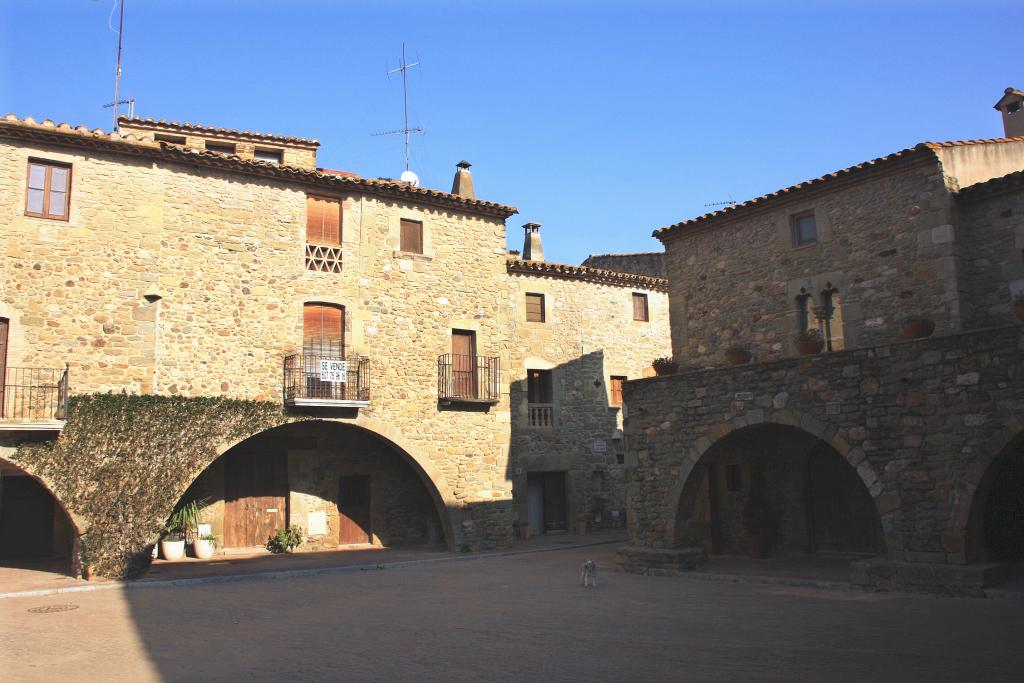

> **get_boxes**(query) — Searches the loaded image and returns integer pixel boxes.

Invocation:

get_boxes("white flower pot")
[193,539,215,560]
[160,539,186,561]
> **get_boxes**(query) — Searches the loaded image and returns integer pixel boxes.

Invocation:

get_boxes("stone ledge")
[850,558,1021,596]
[617,545,708,576]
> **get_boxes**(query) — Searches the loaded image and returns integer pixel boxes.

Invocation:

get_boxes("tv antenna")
[373,43,424,186]
[104,98,136,121]
[703,195,737,209]
[107,0,127,130]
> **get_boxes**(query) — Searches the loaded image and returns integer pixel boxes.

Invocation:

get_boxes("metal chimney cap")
[523,222,542,232]
[456,160,472,169]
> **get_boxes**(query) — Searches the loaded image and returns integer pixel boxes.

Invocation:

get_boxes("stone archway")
[0,455,81,576]
[173,419,457,554]
[961,427,1024,563]
[666,410,887,558]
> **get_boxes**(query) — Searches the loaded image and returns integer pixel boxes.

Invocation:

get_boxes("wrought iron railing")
[438,354,500,403]
[283,352,369,404]
[0,365,69,421]
[528,403,554,428]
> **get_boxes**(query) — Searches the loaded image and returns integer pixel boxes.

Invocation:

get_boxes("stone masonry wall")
[957,187,1024,329]
[508,272,671,530]
[0,136,515,550]
[622,325,1024,566]
[660,158,962,367]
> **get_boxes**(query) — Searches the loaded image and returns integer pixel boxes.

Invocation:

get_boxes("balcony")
[0,365,69,430]
[438,354,500,404]
[528,403,554,428]
[283,353,370,408]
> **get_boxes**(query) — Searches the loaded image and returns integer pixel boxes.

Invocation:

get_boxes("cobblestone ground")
[1,544,1021,682]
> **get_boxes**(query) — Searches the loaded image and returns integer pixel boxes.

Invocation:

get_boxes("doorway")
[451,330,477,398]
[0,475,55,559]
[527,471,567,535]
[338,474,371,544]
[223,448,288,548]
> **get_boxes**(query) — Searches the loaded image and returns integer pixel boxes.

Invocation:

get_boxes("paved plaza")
[1,542,1022,682]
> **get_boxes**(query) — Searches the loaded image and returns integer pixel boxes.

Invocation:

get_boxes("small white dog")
[580,559,598,587]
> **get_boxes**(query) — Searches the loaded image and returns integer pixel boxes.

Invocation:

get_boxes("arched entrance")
[966,432,1024,562]
[171,421,449,555]
[675,424,884,558]
[0,458,78,575]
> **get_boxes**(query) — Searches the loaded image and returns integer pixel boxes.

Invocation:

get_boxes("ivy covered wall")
[13,394,297,578]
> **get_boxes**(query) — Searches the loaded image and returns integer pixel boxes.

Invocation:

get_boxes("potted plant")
[794,328,824,356]
[742,466,775,559]
[514,519,531,541]
[160,499,206,561]
[266,526,304,554]
[901,316,935,339]
[193,533,217,560]
[575,513,588,536]
[159,525,186,561]
[1014,294,1024,322]
[651,356,679,376]
[725,344,752,366]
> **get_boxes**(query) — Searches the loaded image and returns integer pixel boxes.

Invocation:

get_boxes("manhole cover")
[28,604,79,614]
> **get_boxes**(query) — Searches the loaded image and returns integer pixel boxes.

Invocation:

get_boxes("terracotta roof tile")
[654,137,1024,240]
[117,116,319,146]
[956,168,1024,201]
[1,114,517,219]
[507,258,668,292]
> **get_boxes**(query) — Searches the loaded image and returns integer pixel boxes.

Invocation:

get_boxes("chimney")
[522,222,544,262]
[451,160,476,199]
[994,87,1024,138]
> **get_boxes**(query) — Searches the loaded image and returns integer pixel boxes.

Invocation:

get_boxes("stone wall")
[622,326,1024,568]
[508,272,671,530]
[581,252,665,278]
[659,157,963,367]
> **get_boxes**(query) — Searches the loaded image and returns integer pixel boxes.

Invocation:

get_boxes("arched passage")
[169,420,453,556]
[965,431,1024,563]
[0,457,79,576]
[672,424,885,559]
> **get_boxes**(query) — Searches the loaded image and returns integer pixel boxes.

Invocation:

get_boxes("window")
[400,219,423,254]
[303,303,345,357]
[791,210,817,247]
[725,464,742,492]
[205,141,236,155]
[632,293,649,322]
[25,160,71,220]
[305,195,342,273]
[154,133,186,145]
[525,293,545,323]
[254,148,283,164]
[609,376,626,406]
[527,370,553,404]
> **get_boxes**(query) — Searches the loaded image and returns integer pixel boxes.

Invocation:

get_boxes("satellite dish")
[400,170,420,187]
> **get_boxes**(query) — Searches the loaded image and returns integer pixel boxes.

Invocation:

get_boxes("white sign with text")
[319,359,348,383]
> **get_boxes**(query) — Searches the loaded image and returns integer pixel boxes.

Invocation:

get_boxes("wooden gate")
[224,449,288,548]
[807,448,880,554]
[338,474,371,544]
[526,471,567,533]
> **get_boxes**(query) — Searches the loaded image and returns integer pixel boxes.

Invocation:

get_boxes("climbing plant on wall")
[14,393,299,578]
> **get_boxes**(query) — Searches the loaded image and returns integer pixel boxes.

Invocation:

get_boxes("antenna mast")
[373,43,424,183]
[112,0,126,130]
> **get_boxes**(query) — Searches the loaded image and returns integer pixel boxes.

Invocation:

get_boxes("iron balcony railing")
[0,365,69,422]
[283,352,370,406]
[438,354,500,403]
[528,403,554,428]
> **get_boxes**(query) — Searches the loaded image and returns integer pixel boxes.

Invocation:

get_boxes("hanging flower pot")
[794,329,824,356]
[725,346,752,366]
[901,317,935,340]
[651,356,679,376]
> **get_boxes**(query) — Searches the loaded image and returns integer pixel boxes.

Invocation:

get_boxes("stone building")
[620,100,1024,593]
[0,113,668,575]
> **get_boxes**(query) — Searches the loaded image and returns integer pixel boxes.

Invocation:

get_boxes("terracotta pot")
[518,526,531,541]
[725,348,752,366]
[794,340,824,356]
[82,564,96,581]
[160,539,186,561]
[575,520,587,536]
[1015,303,1024,322]
[901,319,935,339]
[744,534,768,559]
[652,363,678,376]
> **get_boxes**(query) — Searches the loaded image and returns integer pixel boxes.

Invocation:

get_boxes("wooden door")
[303,303,345,399]
[0,475,55,559]
[542,471,568,532]
[338,475,371,544]
[527,474,545,535]
[807,448,880,554]
[224,449,288,548]
[451,330,476,398]
[0,318,7,418]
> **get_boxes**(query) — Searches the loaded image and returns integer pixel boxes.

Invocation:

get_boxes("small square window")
[154,133,187,145]
[610,376,627,406]
[632,293,649,322]
[205,141,236,155]
[400,219,423,254]
[791,211,818,247]
[24,160,71,221]
[725,464,742,492]
[525,293,545,322]
[254,148,283,164]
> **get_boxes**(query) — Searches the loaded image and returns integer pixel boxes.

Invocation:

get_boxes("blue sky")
[2,1,1020,263]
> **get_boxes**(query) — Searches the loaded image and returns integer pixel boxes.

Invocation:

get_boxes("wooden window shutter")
[306,196,323,243]
[322,198,341,244]
[525,293,545,322]
[632,293,649,322]
[610,376,626,406]
[307,196,341,245]
[401,219,423,254]
[303,303,345,356]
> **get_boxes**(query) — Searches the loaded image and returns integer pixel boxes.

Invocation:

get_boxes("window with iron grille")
[306,195,342,273]
[25,160,71,221]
